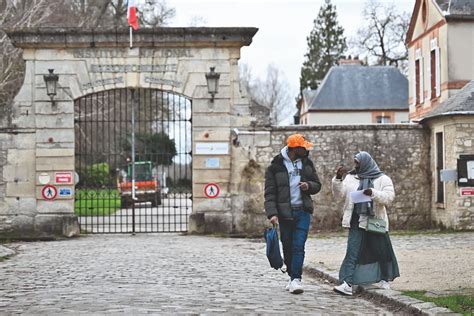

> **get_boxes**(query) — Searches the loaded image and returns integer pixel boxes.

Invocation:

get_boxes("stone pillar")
[189,52,235,234]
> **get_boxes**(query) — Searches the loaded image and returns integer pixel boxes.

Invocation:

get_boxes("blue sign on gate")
[59,187,73,197]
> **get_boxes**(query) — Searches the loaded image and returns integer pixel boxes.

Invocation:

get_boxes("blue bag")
[264,226,284,270]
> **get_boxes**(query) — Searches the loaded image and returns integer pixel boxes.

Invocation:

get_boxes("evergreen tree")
[122,133,177,166]
[300,0,347,91]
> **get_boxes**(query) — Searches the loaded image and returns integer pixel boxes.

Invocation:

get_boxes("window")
[430,50,436,99]
[376,116,390,124]
[430,38,441,99]
[414,49,424,105]
[415,59,421,103]
[436,132,444,204]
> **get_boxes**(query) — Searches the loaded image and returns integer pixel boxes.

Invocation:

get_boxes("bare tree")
[352,0,409,72]
[240,63,293,126]
[141,0,175,27]
[187,15,207,27]
[259,65,293,125]
[0,0,177,125]
[239,63,254,99]
[0,0,52,27]
[0,0,56,124]
[48,0,175,28]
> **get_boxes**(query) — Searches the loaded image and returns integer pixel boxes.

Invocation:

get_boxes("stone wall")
[451,121,474,229]
[0,128,80,239]
[233,124,432,233]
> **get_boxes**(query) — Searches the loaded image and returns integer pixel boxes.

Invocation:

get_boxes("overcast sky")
[166,0,414,99]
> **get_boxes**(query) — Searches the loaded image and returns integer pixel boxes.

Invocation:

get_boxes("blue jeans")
[279,210,312,280]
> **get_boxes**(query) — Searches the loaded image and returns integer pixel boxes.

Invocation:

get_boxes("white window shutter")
[419,57,424,104]
[427,53,431,100]
[412,61,417,106]
[435,47,441,97]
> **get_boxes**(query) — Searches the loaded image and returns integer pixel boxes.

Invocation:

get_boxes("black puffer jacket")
[264,153,322,219]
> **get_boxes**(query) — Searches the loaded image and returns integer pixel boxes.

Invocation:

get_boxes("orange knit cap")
[287,134,313,150]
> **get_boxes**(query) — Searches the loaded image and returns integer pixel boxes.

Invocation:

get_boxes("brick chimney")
[339,55,363,65]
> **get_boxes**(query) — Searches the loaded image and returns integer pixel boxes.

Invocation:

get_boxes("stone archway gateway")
[2,27,258,238]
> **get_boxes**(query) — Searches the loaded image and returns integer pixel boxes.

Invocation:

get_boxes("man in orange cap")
[264,133,321,294]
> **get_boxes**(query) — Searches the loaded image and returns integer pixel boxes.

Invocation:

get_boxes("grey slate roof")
[436,0,474,19]
[420,80,474,122]
[307,65,408,111]
[302,89,318,108]
[435,0,450,11]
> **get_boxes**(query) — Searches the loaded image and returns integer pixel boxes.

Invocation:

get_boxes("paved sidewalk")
[304,231,474,315]
[305,231,474,291]
[0,235,390,315]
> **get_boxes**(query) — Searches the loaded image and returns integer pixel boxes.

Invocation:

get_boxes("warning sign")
[41,185,57,200]
[204,183,220,198]
[460,188,474,196]
[55,172,73,184]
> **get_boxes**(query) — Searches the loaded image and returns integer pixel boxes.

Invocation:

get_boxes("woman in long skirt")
[331,151,400,296]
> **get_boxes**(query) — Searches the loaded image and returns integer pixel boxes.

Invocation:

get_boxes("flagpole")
[129,26,133,49]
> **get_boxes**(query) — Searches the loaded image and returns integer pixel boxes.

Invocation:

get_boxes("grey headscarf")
[353,151,384,216]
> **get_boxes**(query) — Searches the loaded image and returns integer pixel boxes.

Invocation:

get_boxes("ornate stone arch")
[1,27,257,238]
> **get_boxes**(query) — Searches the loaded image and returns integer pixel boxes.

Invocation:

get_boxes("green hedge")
[75,189,120,216]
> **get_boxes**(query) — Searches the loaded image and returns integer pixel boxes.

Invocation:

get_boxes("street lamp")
[205,67,220,102]
[43,69,59,102]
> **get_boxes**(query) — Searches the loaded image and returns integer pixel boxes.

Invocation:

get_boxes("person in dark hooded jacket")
[264,133,322,294]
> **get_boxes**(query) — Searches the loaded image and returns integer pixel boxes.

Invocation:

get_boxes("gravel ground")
[305,231,474,292]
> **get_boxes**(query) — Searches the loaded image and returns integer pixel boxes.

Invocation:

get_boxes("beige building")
[408,0,474,229]
[298,64,409,125]
[407,0,474,121]
[420,81,474,229]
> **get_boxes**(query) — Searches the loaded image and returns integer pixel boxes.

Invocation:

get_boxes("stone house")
[420,81,474,229]
[407,0,474,229]
[298,64,409,125]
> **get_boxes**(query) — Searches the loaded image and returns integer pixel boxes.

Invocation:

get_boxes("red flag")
[128,0,139,30]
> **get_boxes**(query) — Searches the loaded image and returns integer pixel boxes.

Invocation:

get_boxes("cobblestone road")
[0,235,391,315]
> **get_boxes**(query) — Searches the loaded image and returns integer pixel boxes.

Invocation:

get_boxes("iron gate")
[74,88,192,233]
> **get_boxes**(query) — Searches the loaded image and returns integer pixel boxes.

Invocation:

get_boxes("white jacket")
[331,174,395,231]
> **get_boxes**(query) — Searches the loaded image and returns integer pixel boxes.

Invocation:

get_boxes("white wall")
[305,111,408,125]
[447,23,474,82]
[395,111,410,123]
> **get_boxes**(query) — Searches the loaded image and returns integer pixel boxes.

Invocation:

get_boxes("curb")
[304,264,461,316]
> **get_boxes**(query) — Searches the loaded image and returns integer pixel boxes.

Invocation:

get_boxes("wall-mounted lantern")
[205,67,220,102]
[43,69,59,102]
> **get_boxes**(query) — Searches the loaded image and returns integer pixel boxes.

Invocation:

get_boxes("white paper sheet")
[350,190,372,203]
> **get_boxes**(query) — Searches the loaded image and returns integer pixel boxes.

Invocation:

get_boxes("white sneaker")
[334,281,353,296]
[285,279,291,291]
[379,280,391,290]
[289,278,304,294]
